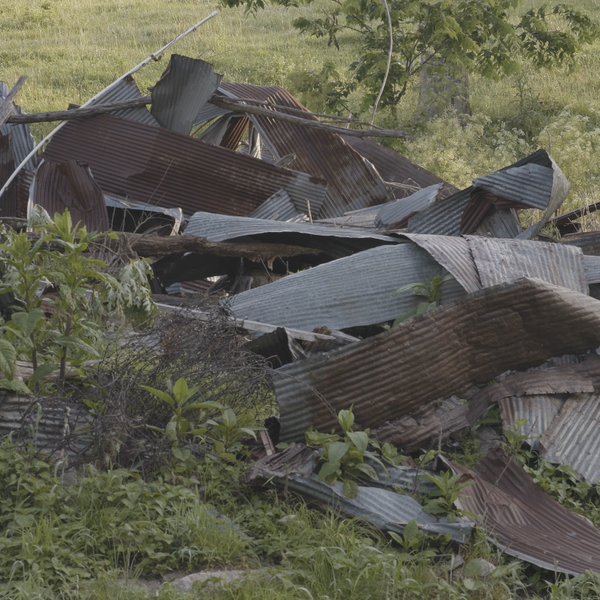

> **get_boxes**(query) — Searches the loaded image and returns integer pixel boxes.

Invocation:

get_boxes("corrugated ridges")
[33,160,109,231]
[375,184,442,229]
[316,205,381,230]
[542,393,600,482]
[274,279,600,443]
[473,208,521,238]
[450,448,600,575]
[219,82,390,219]
[340,135,458,200]
[185,211,396,243]
[473,163,554,210]
[42,113,327,218]
[285,475,471,542]
[401,233,482,293]
[584,255,600,284]
[89,76,158,126]
[0,133,16,217]
[228,243,466,332]
[151,55,222,135]
[498,395,566,450]
[467,236,587,294]
[249,189,306,222]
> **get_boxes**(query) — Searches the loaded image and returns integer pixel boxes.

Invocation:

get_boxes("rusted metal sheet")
[449,448,600,575]
[228,243,466,332]
[88,76,158,126]
[408,150,561,238]
[467,236,588,295]
[541,393,600,483]
[42,113,327,218]
[151,55,222,135]
[375,184,443,229]
[218,82,391,219]
[340,136,458,200]
[274,279,600,443]
[32,160,109,231]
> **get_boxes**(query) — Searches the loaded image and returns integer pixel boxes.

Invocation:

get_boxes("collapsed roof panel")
[541,393,600,483]
[408,150,564,238]
[217,82,390,218]
[42,113,327,218]
[340,135,458,200]
[150,55,222,135]
[450,448,600,575]
[0,133,16,218]
[32,160,109,231]
[375,184,443,229]
[87,76,158,126]
[228,243,466,332]
[274,279,600,443]
[248,189,306,222]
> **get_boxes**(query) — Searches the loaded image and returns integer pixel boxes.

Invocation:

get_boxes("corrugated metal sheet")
[42,113,327,218]
[0,133,17,217]
[541,393,600,483]
[316,205,381,230]
[408,150,557,237]
[197,114,233,145]
[88,76,158,126]
[449,448,600,575]
[244,327,306,368]
[32,160,109,231]
[499,395,566,450]
[584,255,600,284]
[185,211,396,244]
[248,189,306,222]
[151,55,222,135]
[401,233,482,293]
[285,474,471,542]
[340,136,458,200]
[219,82,391,219]
[467,236,588,295]
[228,243,466,332]
[274,279,600,443]
[473,208,521,238]
[0,82,39,171]
[375,184,442,229]
[104,193,183,223]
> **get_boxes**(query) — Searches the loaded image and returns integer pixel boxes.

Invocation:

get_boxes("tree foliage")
[223,0,599,116]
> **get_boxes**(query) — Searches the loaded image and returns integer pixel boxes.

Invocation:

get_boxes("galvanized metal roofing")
[88,76,158,126]
[375,184,442,229]
[248,189,306,222]
[274,279,600,443]
[466,236,588,294]
[340,135,458,200]
[316,205,381,230]
[584,255,600,284]
[186,211,396,244]
[218,82,391,219]
[408,188,470,236]
[228,243,466,332]
[42,113,327,218]
[541,393,600,483]
[32,159,109,231]
[450,448,600,575]
[150,55,222,135]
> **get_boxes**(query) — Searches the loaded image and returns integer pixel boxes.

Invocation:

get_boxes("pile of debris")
[4,47,600,578]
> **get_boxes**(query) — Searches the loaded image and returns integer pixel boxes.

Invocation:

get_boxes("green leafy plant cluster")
[392,273,453,326]
[305,406,404,498]
[0,210,155,392]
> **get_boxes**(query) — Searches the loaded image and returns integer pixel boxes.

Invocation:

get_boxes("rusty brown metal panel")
[33,160,109,231]
[449,448,600,575]
[219,82,390,219]
[340,135,458,199]
[42,113,327,218]
[274,279,600,443]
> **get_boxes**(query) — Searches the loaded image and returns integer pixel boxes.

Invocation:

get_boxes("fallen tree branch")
[0,76,27,128]
[7,95,412,139]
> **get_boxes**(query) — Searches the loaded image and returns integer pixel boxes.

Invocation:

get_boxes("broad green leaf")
[165,420,178,441]
[0,378,31,395]
[11,310,45,337]
[222,408,237,427]
[140,385,175,408]
[29,362,59,387]
[0,340,16,379]
[337,407,354,431]
[342,479,358,498]
[318,460,341,481]
[173,378,189,402]
[356,462,379,480]
[172,446,191,461]
[403,519,419,542]
[327,441,351,464]
[347,430,368,452]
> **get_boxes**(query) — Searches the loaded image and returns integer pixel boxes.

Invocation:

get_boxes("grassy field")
[1,0,599,210]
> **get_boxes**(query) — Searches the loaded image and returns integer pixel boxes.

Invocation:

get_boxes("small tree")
[224,0,599,121]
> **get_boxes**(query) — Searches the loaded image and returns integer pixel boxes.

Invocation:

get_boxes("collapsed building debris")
[6,42,600,579]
